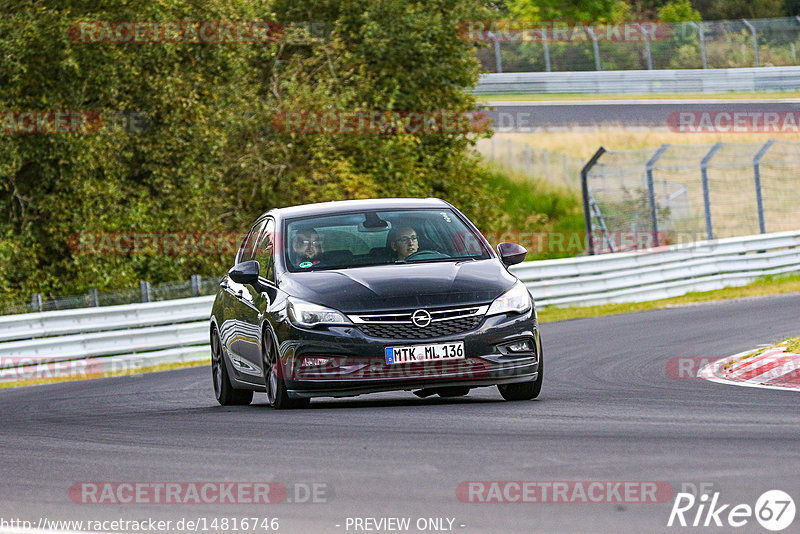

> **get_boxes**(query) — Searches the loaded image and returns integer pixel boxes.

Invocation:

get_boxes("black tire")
[262,327,310,410]
[211,329,253,406]
[437,386,470,398]
[498,353,543,401]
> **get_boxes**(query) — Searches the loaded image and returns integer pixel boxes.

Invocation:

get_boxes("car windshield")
[283,209,491,271]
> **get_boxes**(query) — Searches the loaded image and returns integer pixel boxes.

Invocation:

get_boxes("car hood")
[279,259,517,312]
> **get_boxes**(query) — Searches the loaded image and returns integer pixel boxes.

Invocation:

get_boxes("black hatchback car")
[210,198,542,408]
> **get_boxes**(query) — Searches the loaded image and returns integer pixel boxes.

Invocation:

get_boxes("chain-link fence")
[477,17,800,73]
[584,140,800,253]
[476,135,585,190]
[0,276,221,316]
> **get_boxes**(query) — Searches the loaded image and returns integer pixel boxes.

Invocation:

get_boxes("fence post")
[31,293,43,312]
[88,288,99,307]
[581,147,607,255]
[140,281,152,303]
[191,275,202,296]
[646,144,670,247]
[542,32,551,72]
[741,19,759,67]
[586,26,601,70]
[700,142,723,240]
[639,24,653,70]
[689,22,708,69]
[753,139,775,234]
[493,36,503,73]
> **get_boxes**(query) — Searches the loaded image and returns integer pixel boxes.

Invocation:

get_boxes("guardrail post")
[586,26,601,70]
[689,22,708,69]
[646,144,670,247]
[700,142,723,240]
[31,293,43,312]
[753,139,775,234]
[140,281,152,303]
[581,147,607,255]
[741,19,759,67]
[191,275,202,296]
[88,289,99,307]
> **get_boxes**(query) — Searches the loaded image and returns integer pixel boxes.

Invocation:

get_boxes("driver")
[388,226,418,261]
[292,229,322,267]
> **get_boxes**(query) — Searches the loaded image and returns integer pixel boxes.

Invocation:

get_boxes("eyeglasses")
[296,239,321,247]
[394,235,418,245]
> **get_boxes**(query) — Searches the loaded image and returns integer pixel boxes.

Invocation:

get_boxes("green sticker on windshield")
[299,261,313,268]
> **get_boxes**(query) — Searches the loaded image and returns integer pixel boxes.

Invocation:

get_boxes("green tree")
[658,0,702,21]
[0,0,512,306]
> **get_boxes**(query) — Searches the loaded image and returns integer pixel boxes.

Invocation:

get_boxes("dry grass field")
[494,129,800,159]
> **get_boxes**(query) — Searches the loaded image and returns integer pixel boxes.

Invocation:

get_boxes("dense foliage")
[0,0,510,304]
[2,0,787,306]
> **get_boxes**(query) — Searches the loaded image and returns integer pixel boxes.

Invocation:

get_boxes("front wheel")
[498,354,543,401]
[262,328,310,410]
[211,329,253,406]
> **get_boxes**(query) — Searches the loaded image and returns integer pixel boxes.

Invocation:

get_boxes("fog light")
[504,339,533,353]
[299,356,337,369]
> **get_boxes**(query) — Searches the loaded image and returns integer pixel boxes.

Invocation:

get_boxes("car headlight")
[486,281,532,316]
[287,297,352,327]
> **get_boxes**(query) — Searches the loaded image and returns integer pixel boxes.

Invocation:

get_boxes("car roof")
[267,198,451,220]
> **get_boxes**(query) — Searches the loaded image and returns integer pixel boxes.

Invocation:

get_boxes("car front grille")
[349,305,488,340]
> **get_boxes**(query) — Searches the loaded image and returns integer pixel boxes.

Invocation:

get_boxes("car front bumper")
[275,309,541,399]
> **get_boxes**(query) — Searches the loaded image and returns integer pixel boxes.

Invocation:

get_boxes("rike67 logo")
[668,489,796,531]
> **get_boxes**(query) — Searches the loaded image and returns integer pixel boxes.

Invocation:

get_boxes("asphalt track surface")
[488,99,800,128]
[1,292,800,533]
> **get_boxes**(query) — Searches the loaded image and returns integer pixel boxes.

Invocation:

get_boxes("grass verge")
[785,337,800,354]
[0,358,209,389]
[482,163,584,260]
[537,273,800,323]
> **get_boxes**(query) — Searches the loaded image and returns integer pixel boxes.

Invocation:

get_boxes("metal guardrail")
[474,66,800,94]
[0,296,214,342]
[511,230,800,307]
[0,296,214,379]
[1,230,798,378]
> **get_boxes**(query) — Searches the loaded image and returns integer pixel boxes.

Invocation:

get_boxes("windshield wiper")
[404,256,481,264]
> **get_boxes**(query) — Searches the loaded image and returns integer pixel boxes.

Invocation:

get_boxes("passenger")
[292,229,322,267]
[388,226,419,261]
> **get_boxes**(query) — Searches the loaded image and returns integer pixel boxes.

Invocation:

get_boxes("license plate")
[385,341,465,365]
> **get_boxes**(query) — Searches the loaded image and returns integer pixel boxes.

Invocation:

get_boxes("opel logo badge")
[411,309,432,328]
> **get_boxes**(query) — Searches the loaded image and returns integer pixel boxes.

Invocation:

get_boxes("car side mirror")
[497,242,527,266]
[228,260,261,286]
